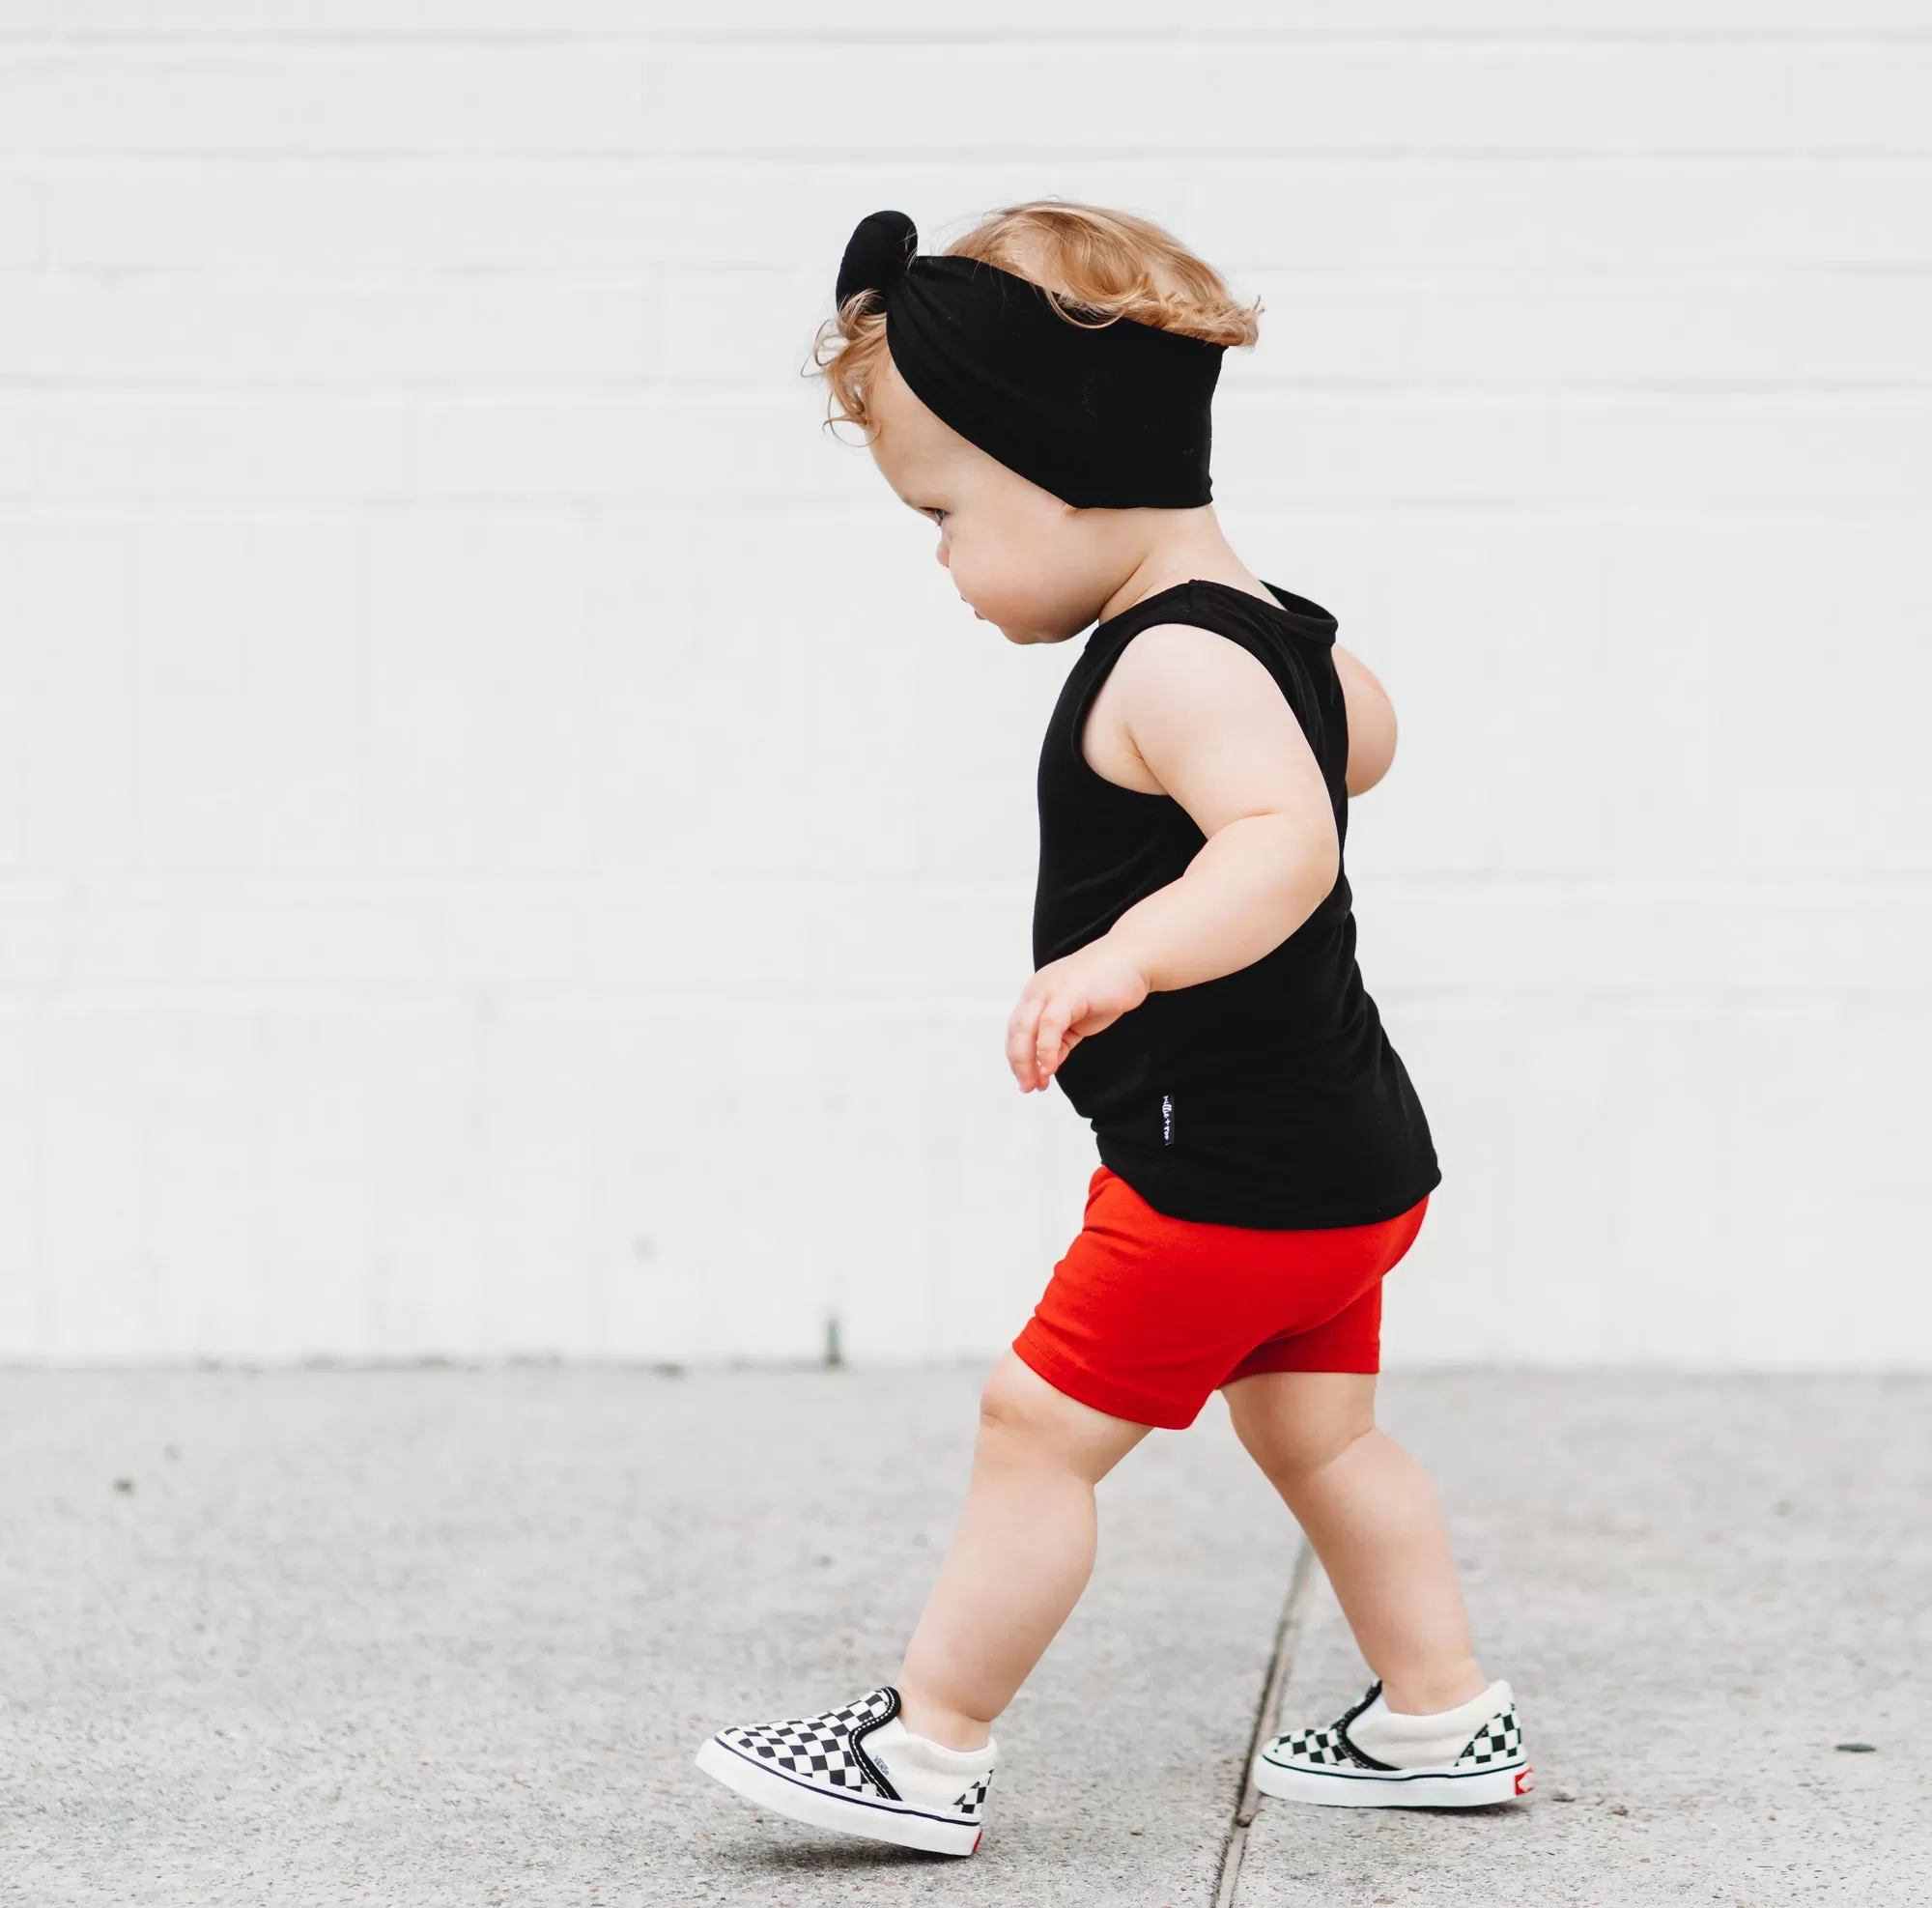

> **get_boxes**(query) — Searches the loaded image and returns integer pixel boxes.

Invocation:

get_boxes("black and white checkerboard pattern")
[1453,1704,1523,1768]
[1275,1723,1358,1768]
[1273,1693,1523,1774]
[718,1686,899,1799]
[951,1772,994,1819]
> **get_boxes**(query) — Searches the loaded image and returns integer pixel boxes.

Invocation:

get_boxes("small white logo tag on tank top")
[1161,1093,1175,1146]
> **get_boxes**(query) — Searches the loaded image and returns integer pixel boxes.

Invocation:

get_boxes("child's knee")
[1225,1370,1378,1478]
[977,1355,1065,1448]
[974,1352,1139,1476]
[1276,1416,1376,1480]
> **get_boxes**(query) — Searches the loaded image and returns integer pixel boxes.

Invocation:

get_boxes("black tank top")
[1032,578,1440,1229]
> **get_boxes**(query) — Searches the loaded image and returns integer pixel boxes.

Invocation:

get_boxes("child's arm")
[1334,641,1398,796]
[1009,625,1340,1091]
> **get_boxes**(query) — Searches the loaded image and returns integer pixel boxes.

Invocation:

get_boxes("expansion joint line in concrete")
[1213,1537,1316,1908]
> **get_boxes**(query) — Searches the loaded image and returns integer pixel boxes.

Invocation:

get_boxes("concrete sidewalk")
[1,1369,1925,1906]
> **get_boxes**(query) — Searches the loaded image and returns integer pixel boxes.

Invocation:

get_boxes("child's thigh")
[1220,1370,1378,1477]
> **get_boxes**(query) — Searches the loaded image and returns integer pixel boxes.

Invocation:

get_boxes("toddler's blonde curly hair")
[813,200,1261,441]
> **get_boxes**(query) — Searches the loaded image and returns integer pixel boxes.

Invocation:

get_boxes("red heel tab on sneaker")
[1515,1766,1535,1796]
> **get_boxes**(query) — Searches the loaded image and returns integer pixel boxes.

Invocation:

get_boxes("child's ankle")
[1379,1660,1489,1716]
[896,1689,994,1753]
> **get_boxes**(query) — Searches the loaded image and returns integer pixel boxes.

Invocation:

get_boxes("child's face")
[867,357,1129,646]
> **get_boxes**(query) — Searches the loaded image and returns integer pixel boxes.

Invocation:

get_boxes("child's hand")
[1007,940,1152,1092]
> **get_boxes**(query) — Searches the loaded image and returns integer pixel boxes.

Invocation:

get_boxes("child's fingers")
[1006,990,1045,1089]
[1035,990,1081,1083]
[1034,1007,1063,1081]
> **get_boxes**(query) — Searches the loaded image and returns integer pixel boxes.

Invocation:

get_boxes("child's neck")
[1096,507,1276,623]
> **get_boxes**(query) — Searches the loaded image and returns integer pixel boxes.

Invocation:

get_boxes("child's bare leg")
[896,1352,1150,1751]
[1223,1370,1486,1715]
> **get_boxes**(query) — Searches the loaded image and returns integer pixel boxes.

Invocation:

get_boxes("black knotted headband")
[835,209,1225,510]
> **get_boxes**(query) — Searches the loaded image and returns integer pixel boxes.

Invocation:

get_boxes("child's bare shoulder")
[1081,623,1314,799]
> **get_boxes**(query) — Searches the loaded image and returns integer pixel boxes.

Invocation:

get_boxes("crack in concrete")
[1213,1538,1316,1908]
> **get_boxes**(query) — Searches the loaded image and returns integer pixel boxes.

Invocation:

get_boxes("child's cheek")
[947,546,992,618]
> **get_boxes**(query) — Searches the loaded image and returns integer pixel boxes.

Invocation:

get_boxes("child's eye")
[925,508,949,526]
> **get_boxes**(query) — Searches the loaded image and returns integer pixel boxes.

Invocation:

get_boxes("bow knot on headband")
[834,209,1225,510]
[837,209,920,311]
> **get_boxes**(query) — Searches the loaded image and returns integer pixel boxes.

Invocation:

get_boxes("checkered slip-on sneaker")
[696,1685,994,1857]
[1254,1679,1533,1808]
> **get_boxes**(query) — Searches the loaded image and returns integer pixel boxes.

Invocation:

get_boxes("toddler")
[695,202,1530,1857]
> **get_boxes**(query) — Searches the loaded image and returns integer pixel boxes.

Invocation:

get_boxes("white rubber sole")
[695,1735,984,1856]
[1253,1751,1533,1809]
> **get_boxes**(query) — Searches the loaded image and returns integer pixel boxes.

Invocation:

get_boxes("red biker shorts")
[1012,1163,1431,1431]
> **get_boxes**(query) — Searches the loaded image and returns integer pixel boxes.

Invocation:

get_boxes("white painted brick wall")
[2,13,1929,1368]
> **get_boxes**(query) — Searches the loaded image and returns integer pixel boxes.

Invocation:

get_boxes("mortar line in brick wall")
[10,264,1932,281]
[10,389,1932,414]
[2,499,1929,523]
[3,870,1929,893]
[5,29,1932,44]
[16,148,1932,168]
[6,379,1932,400]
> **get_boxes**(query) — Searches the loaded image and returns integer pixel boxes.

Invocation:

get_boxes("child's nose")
[935,537,950,569]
